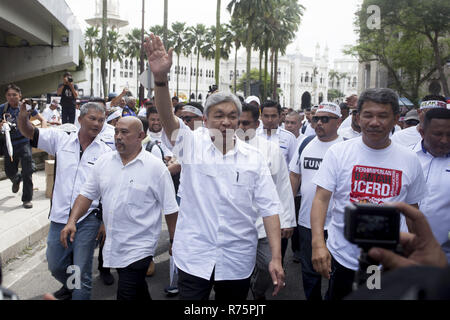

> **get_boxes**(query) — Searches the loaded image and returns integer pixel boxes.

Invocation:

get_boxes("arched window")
[305,72,309,83]
[125,60,128,69]
[352,77,357,87]
[301,74,304,82]
[129,60,133,70]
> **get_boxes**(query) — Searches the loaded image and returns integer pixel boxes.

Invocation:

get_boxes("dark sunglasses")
[405,119,419,126]
[238,120,253,126]
[312,116,339,124]
[181,116,195,122]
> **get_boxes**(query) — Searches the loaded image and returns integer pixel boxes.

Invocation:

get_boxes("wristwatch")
[154,81,168,87]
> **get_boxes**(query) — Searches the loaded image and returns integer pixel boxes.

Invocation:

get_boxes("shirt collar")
[201,128,249,157]
[416,140,450,158]
[113,146,146,165]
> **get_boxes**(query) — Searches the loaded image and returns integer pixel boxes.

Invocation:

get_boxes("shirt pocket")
[230,171,254,207]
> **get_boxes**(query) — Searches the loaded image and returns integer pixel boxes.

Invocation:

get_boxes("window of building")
[130,72,133,78]
[305,72,309,83]
[113,84,116,92]
[120,71,123,78]
[113,69,116,77]
[130,60,133,70]
[125,72,128,78]
[301,74,303,82]
[125,60,128,69]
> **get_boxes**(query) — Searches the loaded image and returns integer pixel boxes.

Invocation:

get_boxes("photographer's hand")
[369,202,448,270]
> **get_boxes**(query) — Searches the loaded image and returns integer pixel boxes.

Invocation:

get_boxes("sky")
[66,0,361,61]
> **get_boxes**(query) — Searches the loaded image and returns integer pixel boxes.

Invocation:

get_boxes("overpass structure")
[0,0,84,100]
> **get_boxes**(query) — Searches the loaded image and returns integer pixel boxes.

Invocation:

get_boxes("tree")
[122,28,143,97]
[215,0,222,86]
[84,26,100,97]
[186,24,208,101]
[269,0,304,100]
[182,32,195,101]
[170,22,188,96]
[163,0,169,49]
[376,0,450,97]
[227,0,271,97]
[236,68,271,95]
[328,89,345,102]
[228,17,245,95]
[100,0,108,98]
[347,0,444,104]
[106,30,123,94]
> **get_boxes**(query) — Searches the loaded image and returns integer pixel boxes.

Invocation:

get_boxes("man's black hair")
[63,72,72,78]
[238,96,245,103]
[174,103,185,114]
[357,88,400,115]
[139,116,149,133]
[172,96,179,102]
[421,95,447,103]
[340,102,349,109]
[146,106,158,116]
[241,102,260,122]
[423,108,450,131]
[89,97,106,106]
[5,83,21,95]
[260,100,281,115]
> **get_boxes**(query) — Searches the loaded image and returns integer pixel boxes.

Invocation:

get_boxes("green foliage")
[327,89,345,101]
[347,0,450,102]
[236,68,270,92]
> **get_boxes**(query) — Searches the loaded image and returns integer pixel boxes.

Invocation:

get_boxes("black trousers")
[116,256,153,300]
[61,106,76,124]
[291,196,302,253]
[3,142,33,202]
[178,268,251,301]
[325,256,356,301]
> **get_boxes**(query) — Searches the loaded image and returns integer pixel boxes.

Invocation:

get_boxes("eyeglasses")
[312,116,339,124]
[405,119,419,126]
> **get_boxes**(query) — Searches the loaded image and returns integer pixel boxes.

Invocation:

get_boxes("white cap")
[245,96,261,106]
[316,102,342,117]
[106,109,122,123]
[419,100,447,110]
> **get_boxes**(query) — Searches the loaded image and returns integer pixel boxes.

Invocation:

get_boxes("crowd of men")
[0,34,449,301]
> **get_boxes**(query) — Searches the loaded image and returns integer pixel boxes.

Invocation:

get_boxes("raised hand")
[144,34,174,79]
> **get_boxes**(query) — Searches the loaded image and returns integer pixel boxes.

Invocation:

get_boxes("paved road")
[4,227,328,300]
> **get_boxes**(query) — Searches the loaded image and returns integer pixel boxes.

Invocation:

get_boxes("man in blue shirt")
[0,84,46,208]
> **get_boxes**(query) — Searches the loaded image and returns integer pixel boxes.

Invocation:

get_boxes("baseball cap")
[404,109,419,122]
[316,102,342,117]
[245,96,261,106]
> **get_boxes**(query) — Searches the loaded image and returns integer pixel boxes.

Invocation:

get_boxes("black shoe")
[23,201,33,209]
[53,286,72,300]
[12,177,21,194]
[100,271,115,286]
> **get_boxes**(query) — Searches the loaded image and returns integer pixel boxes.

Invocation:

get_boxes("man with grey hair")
[18,102,114,300]
[122,96,137,117]
[145,33,285,300]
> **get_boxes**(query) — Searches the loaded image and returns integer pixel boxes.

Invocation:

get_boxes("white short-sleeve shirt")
[391,125,421,148]
[313,137,427,270]
[36,128,114,224]
[80,148,178,268]
[168,119,281,281]
[289,136,344,229]
[257,126,298,166]
[413,141,450,262]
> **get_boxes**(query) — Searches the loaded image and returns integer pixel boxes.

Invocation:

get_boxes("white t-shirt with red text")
[313,137,427,270]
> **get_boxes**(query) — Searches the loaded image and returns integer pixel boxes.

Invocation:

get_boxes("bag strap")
[296,135,315,167]
[146,140,165,161]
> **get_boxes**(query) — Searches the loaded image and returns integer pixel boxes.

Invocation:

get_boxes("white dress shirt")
[257,126,298,166]
[148,130,174,157]
[164,118,281,281]
[246,136,296,239]
[413,141,450,262]
[80,148,178,268]
[339,126,362,140]
[36,128,114,224]
[100,123,116,150]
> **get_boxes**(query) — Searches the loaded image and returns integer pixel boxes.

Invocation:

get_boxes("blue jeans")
[46,213,100,300]
[299,226,328,300]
